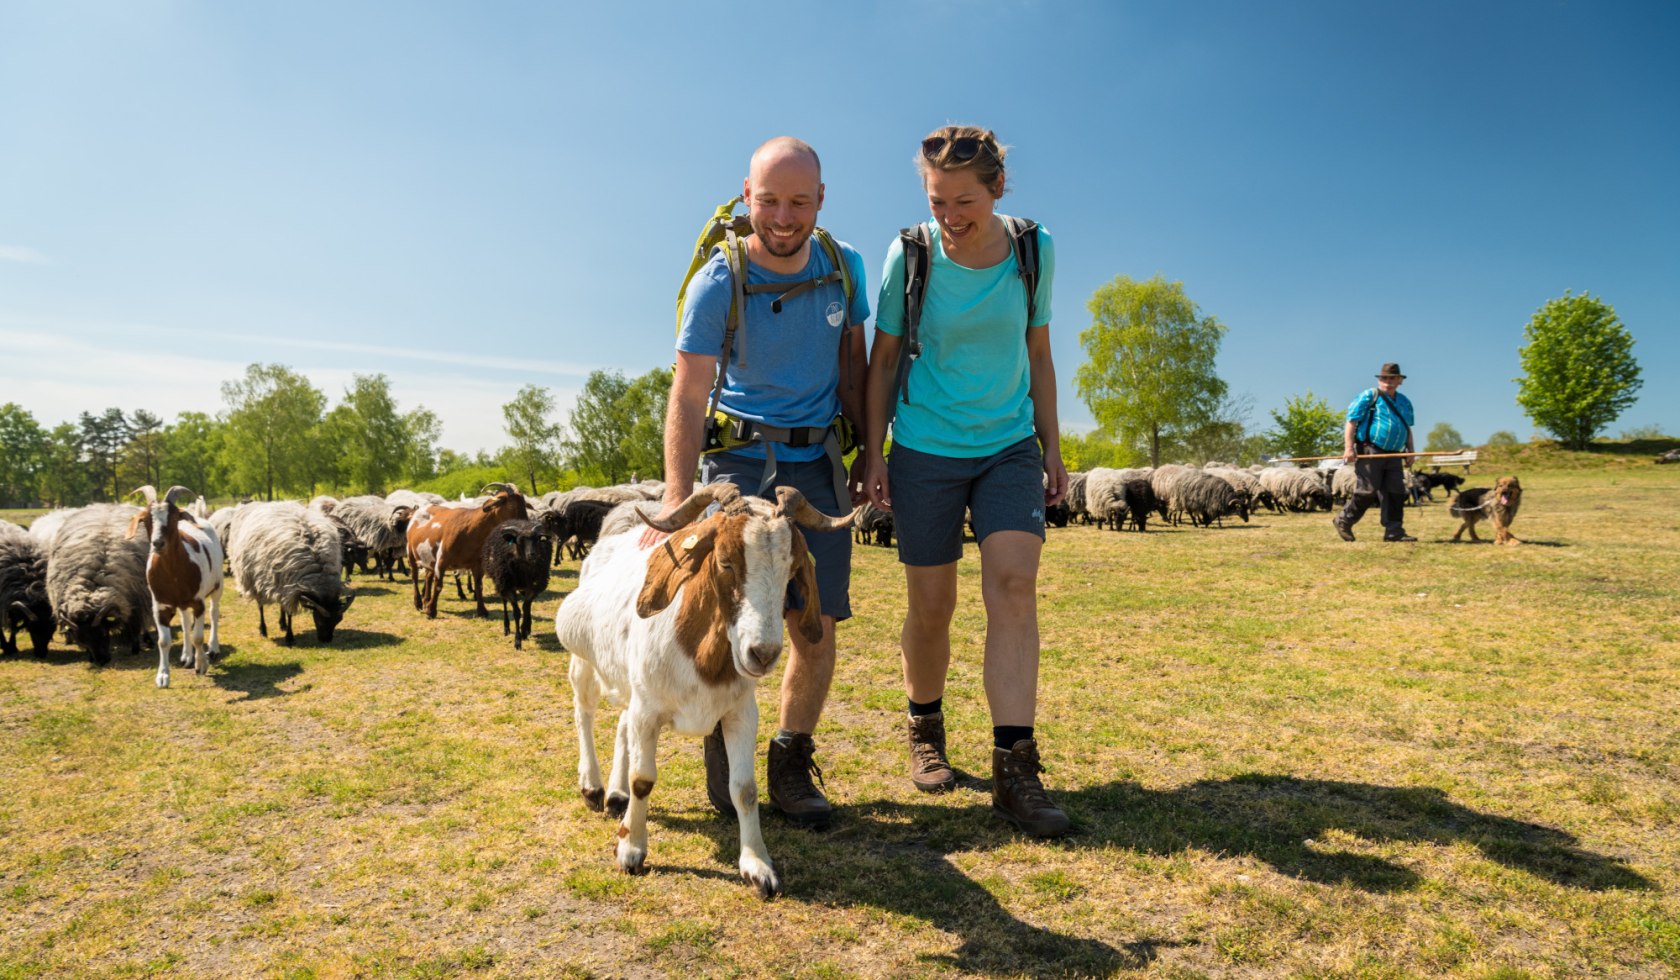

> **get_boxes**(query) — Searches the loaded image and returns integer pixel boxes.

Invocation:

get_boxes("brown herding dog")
[1450,475,1523,545]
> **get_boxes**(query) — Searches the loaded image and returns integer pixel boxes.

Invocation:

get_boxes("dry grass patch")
[1,457,1676,976]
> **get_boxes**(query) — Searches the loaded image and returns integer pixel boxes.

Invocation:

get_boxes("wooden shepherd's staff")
[1268,450,1472,463]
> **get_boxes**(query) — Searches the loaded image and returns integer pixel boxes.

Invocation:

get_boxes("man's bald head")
[749,137,822,182]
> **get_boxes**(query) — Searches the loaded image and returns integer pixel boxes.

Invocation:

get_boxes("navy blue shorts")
[887,436,1047,567]
[699,451,852,621]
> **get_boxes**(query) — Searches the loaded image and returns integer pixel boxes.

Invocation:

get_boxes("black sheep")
[481,519,553,649]
[0,529,54,657]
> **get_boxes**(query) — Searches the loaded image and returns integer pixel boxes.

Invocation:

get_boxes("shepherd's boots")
[703,726,833,829]
[992,738,1071,838]
[908,712,956,793]
[767,732,831,829]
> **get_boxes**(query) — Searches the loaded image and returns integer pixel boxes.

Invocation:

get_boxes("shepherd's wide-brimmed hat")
[1377,362,1406,379]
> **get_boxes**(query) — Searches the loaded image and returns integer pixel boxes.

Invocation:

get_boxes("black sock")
[994,725,1033,749]
[908,697,943,717]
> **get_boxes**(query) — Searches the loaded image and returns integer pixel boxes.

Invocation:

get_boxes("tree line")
[0,364,673,509]
[0,285,1642,509]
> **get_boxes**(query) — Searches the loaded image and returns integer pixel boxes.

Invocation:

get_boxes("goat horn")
[637,483,741,533]
[131,485,159,505]
[773,486,859,533]
[164,486,193,507]
[481,482,520,496]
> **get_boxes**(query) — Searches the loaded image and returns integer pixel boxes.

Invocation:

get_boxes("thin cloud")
[0,246,49,264]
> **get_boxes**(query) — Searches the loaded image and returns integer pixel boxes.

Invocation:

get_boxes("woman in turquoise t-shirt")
[861,125,1070,838]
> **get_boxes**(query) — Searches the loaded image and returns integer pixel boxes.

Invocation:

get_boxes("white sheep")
[555,483,852,899]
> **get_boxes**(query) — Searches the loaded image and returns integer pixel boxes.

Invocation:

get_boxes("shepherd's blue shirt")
[1347,388,1415,452]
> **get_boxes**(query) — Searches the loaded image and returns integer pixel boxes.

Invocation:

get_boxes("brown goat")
[413,483,529,618]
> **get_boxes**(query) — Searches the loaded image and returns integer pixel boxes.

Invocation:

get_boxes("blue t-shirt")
[1346,388,1415,452]
[678,237,870,462]
[876,216,1055,458]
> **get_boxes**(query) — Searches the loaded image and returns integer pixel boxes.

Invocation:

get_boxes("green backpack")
[676,196,858,453]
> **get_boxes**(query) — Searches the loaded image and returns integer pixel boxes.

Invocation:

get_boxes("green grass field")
[3,448,1677,978]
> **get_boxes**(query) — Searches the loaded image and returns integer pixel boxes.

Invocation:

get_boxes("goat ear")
[788,527,824,644]
[124,511,147,541]
[636,520,719,617]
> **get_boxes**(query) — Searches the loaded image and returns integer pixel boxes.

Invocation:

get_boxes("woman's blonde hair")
[916,125,1009,195]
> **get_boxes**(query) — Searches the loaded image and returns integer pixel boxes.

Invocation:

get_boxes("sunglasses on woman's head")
[921,135,993,164]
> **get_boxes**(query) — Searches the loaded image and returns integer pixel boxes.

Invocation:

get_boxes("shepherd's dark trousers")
[1341,451,1407,538]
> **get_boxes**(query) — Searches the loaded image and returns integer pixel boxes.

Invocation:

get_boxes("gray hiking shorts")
[887,436,1047,567]
[699,450,852,622]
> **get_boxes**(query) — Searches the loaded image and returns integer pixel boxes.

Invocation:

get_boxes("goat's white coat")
[555,510,800,898]
[141,502,225,689]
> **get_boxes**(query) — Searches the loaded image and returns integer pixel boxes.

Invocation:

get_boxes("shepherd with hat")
[1332,362,1417,542]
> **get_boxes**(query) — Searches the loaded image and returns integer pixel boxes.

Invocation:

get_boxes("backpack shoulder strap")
[1004,216,1040,327]
[812,228,854,309]
[893,223,933,413]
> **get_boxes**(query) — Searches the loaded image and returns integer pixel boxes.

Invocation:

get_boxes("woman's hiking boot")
[991,738,1070,838]
[767,732,831,829]
[908,712,956,793]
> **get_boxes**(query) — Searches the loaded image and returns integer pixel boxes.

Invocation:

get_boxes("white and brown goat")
[554,483,852,899]
[126,485,224,688]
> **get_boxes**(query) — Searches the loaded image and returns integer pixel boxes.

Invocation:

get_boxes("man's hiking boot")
[1384,532,1418,542]
[992,738,1070,838]
[702,722,737,819]
[1332,516,1356,542]
[767,732,831,829]
[908,712,956,793]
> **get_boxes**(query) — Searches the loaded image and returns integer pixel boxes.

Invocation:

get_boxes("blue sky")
[2,1,1675,455]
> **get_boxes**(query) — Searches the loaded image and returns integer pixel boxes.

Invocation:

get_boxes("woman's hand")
[1043,451,1069,507]
[862,453,892,511]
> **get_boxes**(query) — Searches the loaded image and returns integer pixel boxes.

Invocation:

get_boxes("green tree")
[0,403,49,507]
[1075,275,1228,467]
[323,374,410,494]
[401,407,442,483]
[1423,421,1464,453]
[502,384,564,494]
[78,407,130,501]
[1060,428,1142,470]
[621,367,673,481]
[40,423,90,506]
[1265,391,1343,461]
[1177,393,1260,465]
[161,411,227,500]
[123,409,166,490]
[1484,430,1519,448]
[221,363,327,500]
[1515,292,1642,450]
[559,371,634,485]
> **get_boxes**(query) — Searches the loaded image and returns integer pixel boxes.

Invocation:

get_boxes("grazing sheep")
[0,523,54,657]
[1174,471,1249,527]
[555,484,853,898]
[27,508,79,551]
[1331,464,1357,505]
[228,502,355,645]
[851,503,895,546]
[333,496,415,581]
[1258,466,1332,512]
[322,513,370,582]
[1206,467,1271,514]
[1065,471,1090,524]
[386,488,445,509]
[45,504,151,665]
[1084,468,1130,531]
[481,519,553,649]
[1149,465,1198,522]
[127,486,224,688]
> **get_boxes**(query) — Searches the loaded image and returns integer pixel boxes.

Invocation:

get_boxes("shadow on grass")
[654,771,1647,975]
[1439,538,1568,548]
[212,656,305,700]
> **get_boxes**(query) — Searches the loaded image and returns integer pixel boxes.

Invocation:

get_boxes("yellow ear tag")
[681,533,700,551]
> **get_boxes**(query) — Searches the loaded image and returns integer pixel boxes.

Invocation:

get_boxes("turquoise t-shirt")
[678,237,870,462]
[876,217,1055,458]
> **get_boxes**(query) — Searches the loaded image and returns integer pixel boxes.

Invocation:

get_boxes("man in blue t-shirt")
[645,137,869,829]
[1334,362,1417,542]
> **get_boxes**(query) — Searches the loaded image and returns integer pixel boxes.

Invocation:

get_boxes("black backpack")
[889,216,1040,421]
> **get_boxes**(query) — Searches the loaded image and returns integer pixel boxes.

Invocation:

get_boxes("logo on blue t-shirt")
[825,301,843,327]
